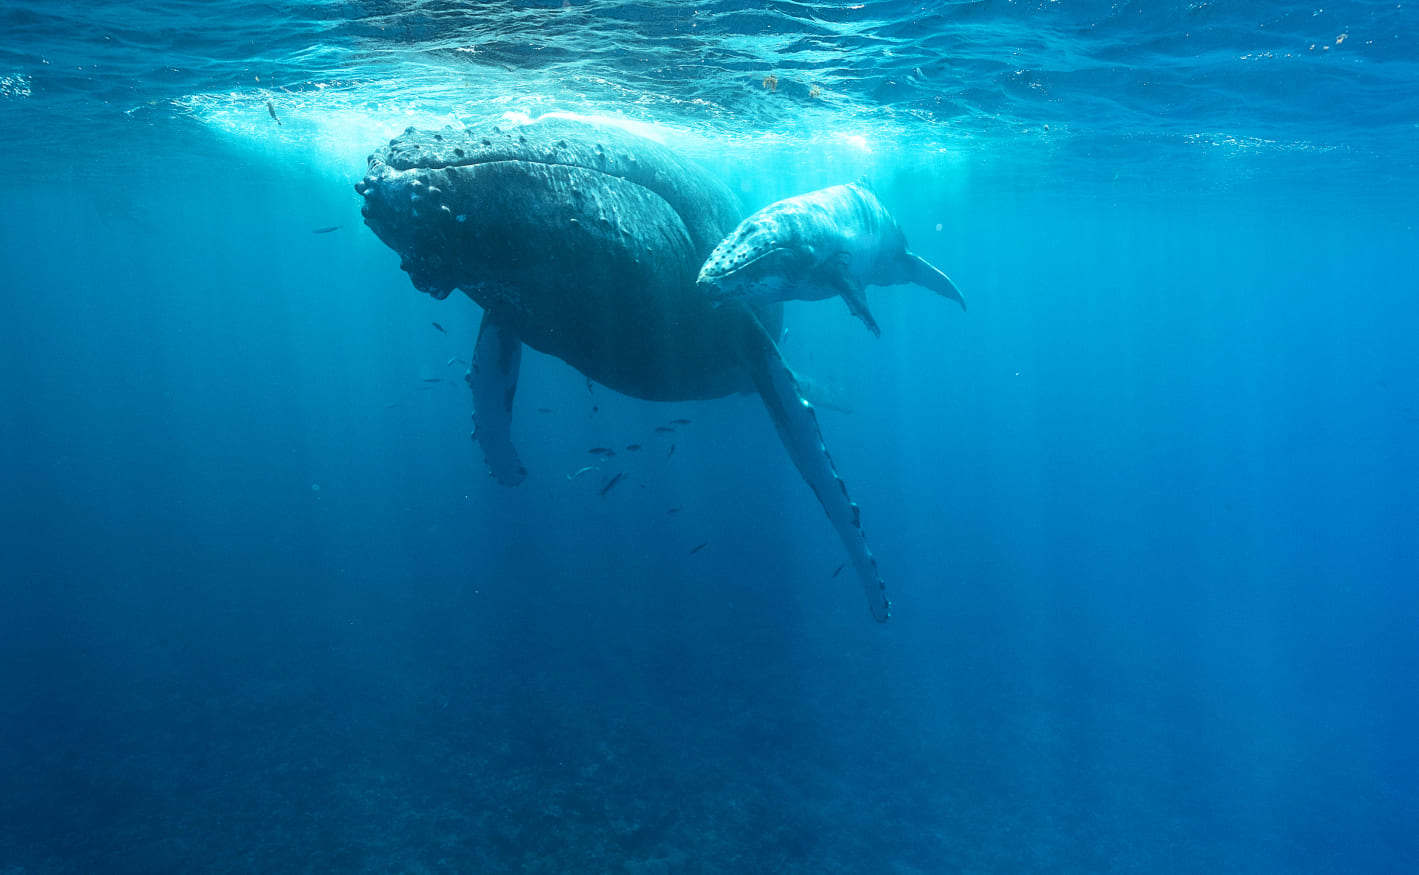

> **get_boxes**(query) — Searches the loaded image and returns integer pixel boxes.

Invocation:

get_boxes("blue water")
[2,1,1417,872]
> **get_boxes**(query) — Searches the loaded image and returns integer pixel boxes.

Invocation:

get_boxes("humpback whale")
[357,119,895,621]
[697,182,965,336]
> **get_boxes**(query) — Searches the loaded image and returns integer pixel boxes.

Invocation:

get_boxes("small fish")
[422,377,443,383]
[585,377,595,394]
[588,447,615,456]
[666,507,681,514]
[666,443,676,459]
[688,541,708,555]
[446,356,464,366]
[589,404,599,418]
[654,426,675,433]
[267,100,281,125]
[669,418,692,425]
[538,407,553,413]
[432,322,447,334]
[598,472,625,497]
[568,465,598,480]
[384,403,401,409]
[311,225,341,234]
[625,444,642,452]
[831,563,845,578]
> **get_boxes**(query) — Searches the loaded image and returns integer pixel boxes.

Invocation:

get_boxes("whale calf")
[697,182,965,336]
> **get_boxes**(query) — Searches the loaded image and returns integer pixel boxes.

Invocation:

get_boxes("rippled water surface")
[3,0,1416,180]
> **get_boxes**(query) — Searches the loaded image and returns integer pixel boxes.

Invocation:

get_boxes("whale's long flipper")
[469,311,527,486]
[739,311,890,622]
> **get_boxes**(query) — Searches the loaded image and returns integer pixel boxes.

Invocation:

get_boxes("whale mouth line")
[700,245,794,283]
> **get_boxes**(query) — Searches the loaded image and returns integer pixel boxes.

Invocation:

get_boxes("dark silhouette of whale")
[356,117,891,621]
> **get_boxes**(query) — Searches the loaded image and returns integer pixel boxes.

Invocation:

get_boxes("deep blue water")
[2,1,1418,873]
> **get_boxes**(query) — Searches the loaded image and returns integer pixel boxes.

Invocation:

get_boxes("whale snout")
[696,247,805,304]
[696,224,802,300]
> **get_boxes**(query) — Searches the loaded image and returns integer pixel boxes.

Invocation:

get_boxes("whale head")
[695,217,820,302]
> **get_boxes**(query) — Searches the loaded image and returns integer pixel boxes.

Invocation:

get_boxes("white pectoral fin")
[741,311,890,622]
[906,251,967,311]
[469,311,527,486]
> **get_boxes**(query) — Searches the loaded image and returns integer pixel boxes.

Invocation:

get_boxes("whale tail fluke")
[906,252,967,312]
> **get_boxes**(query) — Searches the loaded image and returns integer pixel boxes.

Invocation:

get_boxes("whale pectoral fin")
[468,311,527,486]
[828,268,879,336]
[905,251,967,312]
[836,279,882,338]
[740,311,890,622]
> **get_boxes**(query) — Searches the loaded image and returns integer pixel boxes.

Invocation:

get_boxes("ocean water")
[2,1,1417,872]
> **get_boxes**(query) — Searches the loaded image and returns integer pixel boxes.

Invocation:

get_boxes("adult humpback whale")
[697,182,965,336]
[356,117,890,621]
